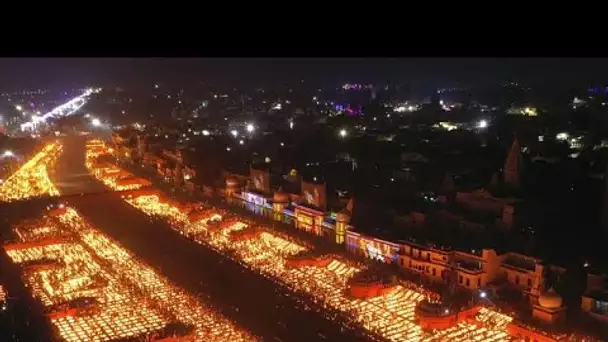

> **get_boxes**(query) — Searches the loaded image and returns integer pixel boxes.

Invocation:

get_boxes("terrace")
[0,142,62,202]
[502,254,537,273]
[3,207,258,342]
[122,189,522,342]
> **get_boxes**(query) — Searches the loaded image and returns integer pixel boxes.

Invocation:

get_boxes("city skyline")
[2,57,608,90]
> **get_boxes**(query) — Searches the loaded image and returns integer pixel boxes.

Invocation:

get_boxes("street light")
[246,123,255,133]
[91,118,101,127]
[339,129,348,138]
[477,119,488,129]
[15,105,22,111]
[230,130,238,137]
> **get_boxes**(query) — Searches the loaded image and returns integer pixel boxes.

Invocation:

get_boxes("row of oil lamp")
[4,206,258,342]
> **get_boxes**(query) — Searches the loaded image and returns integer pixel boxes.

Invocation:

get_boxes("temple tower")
[504,137,521,188]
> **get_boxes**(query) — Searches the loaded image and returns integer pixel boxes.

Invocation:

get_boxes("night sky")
[1,58,608,90]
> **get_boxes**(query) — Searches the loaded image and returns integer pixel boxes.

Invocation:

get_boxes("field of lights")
[0,142,61,202]
[4,207,257,342]
[85,140,150,191]
[124,193,522,342]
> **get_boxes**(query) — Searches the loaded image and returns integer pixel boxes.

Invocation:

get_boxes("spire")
[346,197,354,213]
[504,137,521,188]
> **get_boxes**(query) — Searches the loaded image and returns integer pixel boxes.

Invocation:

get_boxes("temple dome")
[226,177,239,188]
[273,189,289,203]
[538,288,563,310]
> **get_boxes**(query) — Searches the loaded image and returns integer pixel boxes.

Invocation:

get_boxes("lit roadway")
[20,88,99,131]
[52,136,370,342]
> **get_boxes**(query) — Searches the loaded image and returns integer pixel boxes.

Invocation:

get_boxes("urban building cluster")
[111,125,608,340]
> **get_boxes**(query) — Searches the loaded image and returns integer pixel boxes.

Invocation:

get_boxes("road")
[52,136,370,342]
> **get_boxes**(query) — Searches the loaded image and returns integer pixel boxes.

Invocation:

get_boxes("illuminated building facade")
[398,243,548,297]
[346,232,399,264]
[335,208,350,244]
[272,189,289,221]
[294,204,325,236]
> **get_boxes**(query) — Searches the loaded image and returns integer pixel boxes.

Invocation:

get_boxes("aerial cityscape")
[1,57,608,342]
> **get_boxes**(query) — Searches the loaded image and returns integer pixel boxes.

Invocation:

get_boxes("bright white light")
[239,140,244,145]
[202,130,210,136]
[2,150,14,158]
[280,142,284,147]
[289,121,294,129]
[480,291,487,298]
[246,123,255,133]
[91,118,101,126]
[226,147,231,151]
[32,115,44,124]
[265,157,271,163]
[231,130,238,137]
[15,105,22,111]
[477,119,488,129]
[339,129,348,138]
[556,132,569,141]
[154,84,159,89]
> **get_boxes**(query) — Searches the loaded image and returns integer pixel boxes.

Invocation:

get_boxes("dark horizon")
[1,57,608,90]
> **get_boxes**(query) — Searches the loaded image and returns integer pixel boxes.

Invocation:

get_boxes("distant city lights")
[556,132,569,141]
[246,123,255,133]
[15,105,22,111]
[393,104,417,113]
[477,119,488,129]
[202,130,210,136]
